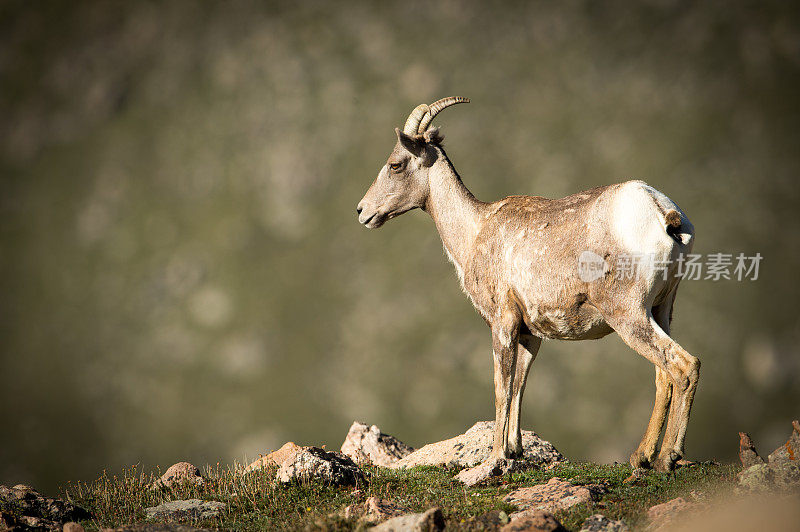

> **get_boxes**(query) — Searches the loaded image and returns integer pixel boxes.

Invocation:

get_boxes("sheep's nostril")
[356,205,363,215]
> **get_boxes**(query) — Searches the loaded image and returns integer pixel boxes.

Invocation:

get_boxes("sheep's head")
[357,97,469,229]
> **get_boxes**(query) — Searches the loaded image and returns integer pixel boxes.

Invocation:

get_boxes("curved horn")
[403,104,430,135]
[417,96,470,133]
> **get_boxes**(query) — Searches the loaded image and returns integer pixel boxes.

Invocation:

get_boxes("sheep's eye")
[389,162,402,172]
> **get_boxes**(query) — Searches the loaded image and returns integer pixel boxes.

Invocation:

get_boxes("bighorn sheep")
[357,97,699,472]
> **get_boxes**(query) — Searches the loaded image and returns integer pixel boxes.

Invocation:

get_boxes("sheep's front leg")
[490,309,521,460]
[508,334,541,457]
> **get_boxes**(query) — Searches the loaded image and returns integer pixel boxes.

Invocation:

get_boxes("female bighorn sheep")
[357,97,699,472]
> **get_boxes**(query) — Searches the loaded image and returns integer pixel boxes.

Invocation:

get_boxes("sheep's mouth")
[359,205,416,229]
[359,211,386,228]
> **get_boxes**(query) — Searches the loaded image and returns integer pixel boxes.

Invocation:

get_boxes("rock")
[767,420,800,466]
[101,525,213,532]
[340,421,415,466]
[153,462,204,490]
[463,510,506,528]
[736,422,800,493]
[455,458,519,486]
[501,509,566,532]
[1,512,69,530]
[245,442,304,472]
[504,477,605,515]
[771,460,800,491]
[370,507,444,531]
[144,500,226,521]
[63,523,86,532]
[738,463,775,491]
[0,484,91,529]
[656,494,800,532]
[390,421,563,470]
[738,432,764,468]
[343,496,408,523]
[579,514,630,532]
[647,497,698,529]
[276,447,365,486]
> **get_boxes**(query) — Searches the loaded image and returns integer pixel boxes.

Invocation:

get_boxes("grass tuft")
[58,461,739,531]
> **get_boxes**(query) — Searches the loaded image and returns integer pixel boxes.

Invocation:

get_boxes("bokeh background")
[2,1,799,493]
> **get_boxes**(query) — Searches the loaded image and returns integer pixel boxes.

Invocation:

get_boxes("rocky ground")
[1,420,798,531]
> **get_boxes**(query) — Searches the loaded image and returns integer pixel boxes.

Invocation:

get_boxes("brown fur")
[665,209,682,228]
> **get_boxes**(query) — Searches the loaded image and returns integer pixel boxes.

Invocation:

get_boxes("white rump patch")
[611,181,674,257]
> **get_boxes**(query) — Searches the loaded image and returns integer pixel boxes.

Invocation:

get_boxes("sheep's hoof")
[629,450,653,469]
[653,451,681,472]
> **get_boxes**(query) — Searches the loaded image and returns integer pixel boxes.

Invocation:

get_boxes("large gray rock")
[370,507,444,532]
[738,463,775,491]
[277,447,365,486]
[144,500,225,521]
[340,421,415,466]
[771,460,800,491]
[390,421,563,469]
[0,484,91,529]
[504,478,605,516]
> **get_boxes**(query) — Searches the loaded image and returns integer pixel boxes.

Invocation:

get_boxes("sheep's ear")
[395,128,424,157]
[423,127,444,145]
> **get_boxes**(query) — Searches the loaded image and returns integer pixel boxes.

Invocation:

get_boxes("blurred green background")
[1,1,799,493]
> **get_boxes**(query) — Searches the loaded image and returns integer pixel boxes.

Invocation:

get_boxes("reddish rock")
[504,477,605,515]
[154,462,204,489]
[501,509,566,531]
[767,420,800,465]
[64,522,86,532]
[245,441,304,472]
[737,421,800,492]
[370,507,444,531]
[647,497,699,529]
[343,496,409,523]
[738,432,765,468]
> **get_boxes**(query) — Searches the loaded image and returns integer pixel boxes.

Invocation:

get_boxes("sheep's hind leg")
[654,339,700,472]
[630,367,671,469]
[629,302,674,469]
[605,308,700,472]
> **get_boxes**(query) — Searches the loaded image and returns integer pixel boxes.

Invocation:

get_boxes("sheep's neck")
[424,150,484,271]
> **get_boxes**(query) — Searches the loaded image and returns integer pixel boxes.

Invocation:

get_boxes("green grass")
[55,461,739,531]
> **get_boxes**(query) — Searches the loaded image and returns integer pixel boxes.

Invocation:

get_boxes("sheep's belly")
[524,306,614,341]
